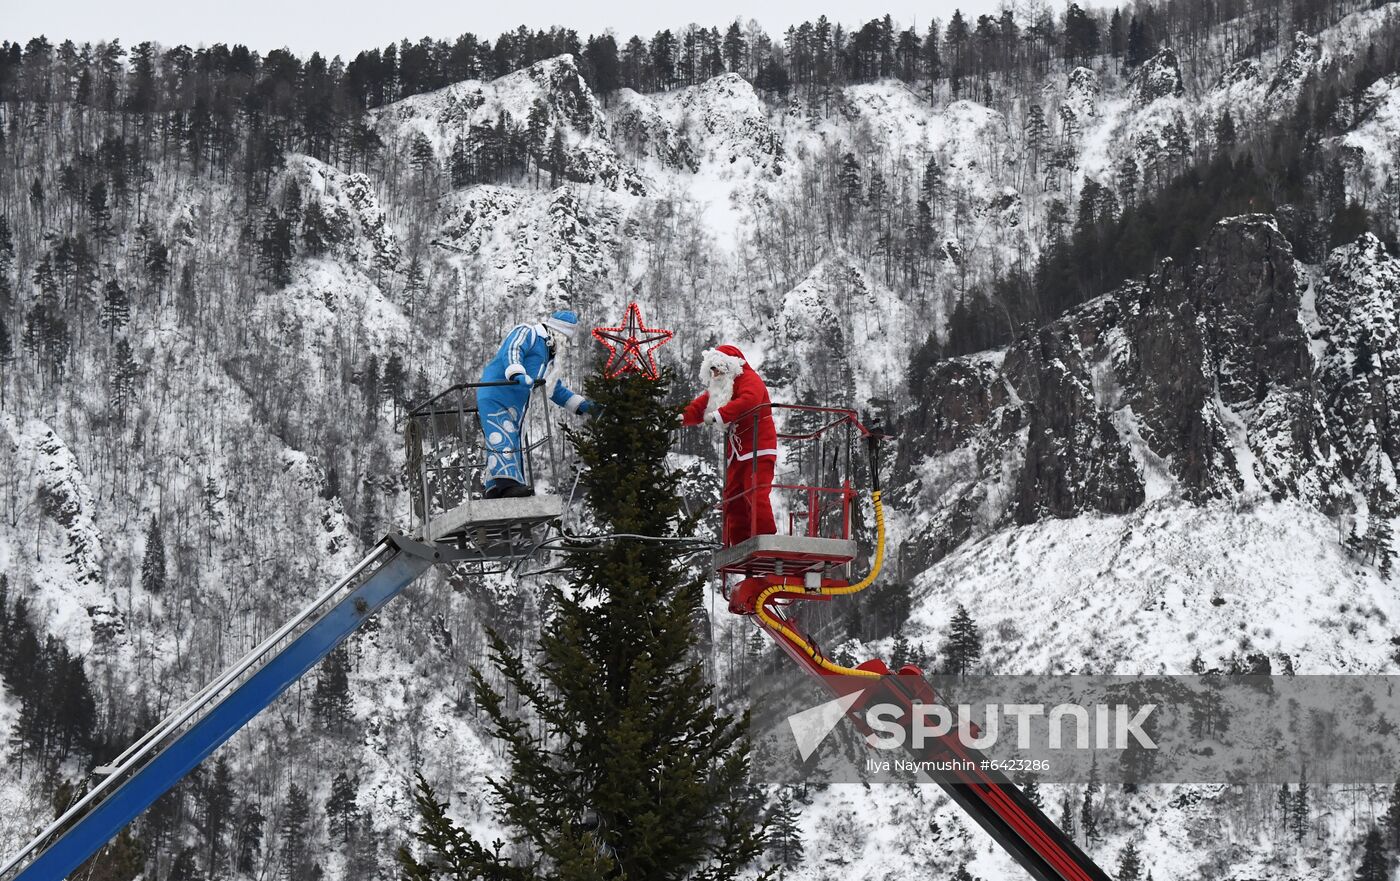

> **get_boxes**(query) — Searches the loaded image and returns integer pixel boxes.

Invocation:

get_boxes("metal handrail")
[405,379,564,545]
[0,539,396,878]
[710,402,882,548]
[403,379,520,423]
[725,402,876,438]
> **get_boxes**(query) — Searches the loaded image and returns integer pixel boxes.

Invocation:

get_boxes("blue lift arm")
[0,535,442,881]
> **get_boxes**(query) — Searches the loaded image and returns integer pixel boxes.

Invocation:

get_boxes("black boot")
[488,478,533,499]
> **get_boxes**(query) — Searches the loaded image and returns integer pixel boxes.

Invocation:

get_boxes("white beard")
[705,368,735,418]
[544,334,567,398]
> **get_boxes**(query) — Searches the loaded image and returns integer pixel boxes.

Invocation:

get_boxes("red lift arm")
[720,408,1111,881]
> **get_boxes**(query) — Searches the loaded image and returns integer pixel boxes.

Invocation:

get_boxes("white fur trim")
[505,363,528,380]
[544,336,567,397]
[543,315,579,339]
[699,348,745,382]
[565,393,585,413]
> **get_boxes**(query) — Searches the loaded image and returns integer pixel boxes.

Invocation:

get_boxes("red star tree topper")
[592,302,673,380]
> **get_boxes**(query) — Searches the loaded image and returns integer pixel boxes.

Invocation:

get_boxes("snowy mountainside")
[3,5,1400,881]
[373,54,645,195]
[891,215,1397,574]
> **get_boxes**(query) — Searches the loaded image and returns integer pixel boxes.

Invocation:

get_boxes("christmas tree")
[400,368,767,880]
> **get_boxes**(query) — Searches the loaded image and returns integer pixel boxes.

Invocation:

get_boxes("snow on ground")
[1343,74,1400,199]
[0,415,122,658]
[904,499,1396,677]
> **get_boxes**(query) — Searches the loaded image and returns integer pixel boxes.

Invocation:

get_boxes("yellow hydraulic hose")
[753,490,886,679]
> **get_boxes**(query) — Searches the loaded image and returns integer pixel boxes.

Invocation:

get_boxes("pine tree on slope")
[942,604,982,677]
[1356,827,1387,881]
[400,369,767,881]
[140,516,166,594]
[766,788,804,870]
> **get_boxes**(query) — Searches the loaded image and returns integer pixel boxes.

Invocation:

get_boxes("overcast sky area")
[5,0,1018,60]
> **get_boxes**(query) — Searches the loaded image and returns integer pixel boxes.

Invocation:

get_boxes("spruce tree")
[280,784,313,880]
[942,604,982,677]
[891,631,912,669]
[99,281,130,338]
[400,369,767,880]
[839,153,862,209]
[1059,791,1075,838]
[111,339,140,411]
[1117,841,1142,880]
[198,757,235,872]
[311,646,352,731]
[1276,783,1293,833]
[1356,827,1387,880]
[0,315,12,369]
[1080,790,1097,842]
[235,800,266,875]
[1293,768,1310,843]
[1215,111,1237,149]
[326,771,359,846]
[766,788,803,870]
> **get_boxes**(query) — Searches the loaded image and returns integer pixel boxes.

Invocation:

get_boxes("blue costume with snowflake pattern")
[477,322,587,489]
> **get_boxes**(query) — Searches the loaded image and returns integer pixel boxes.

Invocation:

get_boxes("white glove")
[703,410,721,426]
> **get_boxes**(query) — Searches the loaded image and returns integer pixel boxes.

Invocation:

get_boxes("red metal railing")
[716,403,875,547]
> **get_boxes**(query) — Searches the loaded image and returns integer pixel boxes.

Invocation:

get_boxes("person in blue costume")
[477,309,595,498]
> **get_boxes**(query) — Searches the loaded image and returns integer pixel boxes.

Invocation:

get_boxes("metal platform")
[713,534,856,576]
[419,494,563,557]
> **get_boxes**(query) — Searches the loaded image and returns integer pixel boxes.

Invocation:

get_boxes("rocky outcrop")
[1004,315,1145,522]
[1192,217,1336,502]
[1315,233,1400,487]
[1267,32,1324,104]
[1064,67,1100,119]
[676,73,785,174]
[375,55,645,194]
[1126,275,1243,502]
[1134,49,1185,106]
[894,215,1391,570]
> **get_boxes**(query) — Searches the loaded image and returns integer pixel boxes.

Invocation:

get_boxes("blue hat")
[543,309,580,340]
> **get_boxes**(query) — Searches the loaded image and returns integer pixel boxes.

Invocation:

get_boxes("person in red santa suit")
[683,345,778,545]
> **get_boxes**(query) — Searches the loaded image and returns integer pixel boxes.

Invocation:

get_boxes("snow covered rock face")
[1189,217,1339,504]
[1005,313,1146,523]
[674,73,785,173]
[436,184,622,298]
[280,155,402,271]
[609,89,698,171]
[1314,233,1400,484]
[894,215,1390,570]
[1063,66,1100,120]
[612,74,784,176]
[762,258,912,406]
[1267,31,1326,107]
[1133,49,1186,106]
[1343,74,1400,195]
[0,417,120,647]
[375,55,644,194]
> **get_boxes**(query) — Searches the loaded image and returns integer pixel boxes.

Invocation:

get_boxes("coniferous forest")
[3,0,1400,878]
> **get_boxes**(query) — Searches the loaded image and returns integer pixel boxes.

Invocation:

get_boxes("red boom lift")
[716,403,1112,881]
